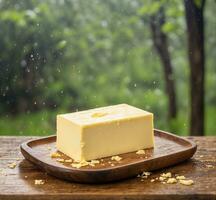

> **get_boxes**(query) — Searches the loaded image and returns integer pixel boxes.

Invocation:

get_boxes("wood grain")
[20,129,197,183]
[0,136,215,200]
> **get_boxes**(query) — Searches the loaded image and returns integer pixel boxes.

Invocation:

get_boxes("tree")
[184,0,206,136]
[149,7,177,120]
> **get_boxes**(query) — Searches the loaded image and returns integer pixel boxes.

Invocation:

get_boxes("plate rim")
[20,129,197,173]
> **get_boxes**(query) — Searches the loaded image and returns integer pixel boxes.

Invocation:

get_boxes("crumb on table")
[34,179,45,185]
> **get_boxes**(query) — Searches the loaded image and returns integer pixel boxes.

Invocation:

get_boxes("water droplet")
[134,83,137,88]
[101,20,108,27]
[21,60,27,67]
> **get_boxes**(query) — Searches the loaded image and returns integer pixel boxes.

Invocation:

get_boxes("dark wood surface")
[0,136,215,200]
[20,130,197,183]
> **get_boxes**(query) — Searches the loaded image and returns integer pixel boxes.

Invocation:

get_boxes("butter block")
[56,104,154,161]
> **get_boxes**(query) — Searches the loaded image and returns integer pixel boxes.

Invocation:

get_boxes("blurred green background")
[0,0,215,136]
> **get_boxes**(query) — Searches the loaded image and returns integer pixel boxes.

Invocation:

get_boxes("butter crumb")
[111,156,122,162]
[176,175,186,180]
[139,171,151,179]
[136,150,145,155]
[51,152,61,158]
[88,160,100,167]
[159,176,166,181]
[71,160,89,168]
[64,159,73,163]
[167,178,177,184]
[91,160,100,164]
[89,163,95,167]
[206,164,214,168]
[56,158,65,163]
[179,179,194,186]
[0,169,6,176]
[34,179,45,185]
[8,162,16,169]
[161,172,172,178]
[143,172,151,176]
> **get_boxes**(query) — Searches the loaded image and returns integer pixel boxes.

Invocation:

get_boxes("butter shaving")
[161,172,172,178]
[51,152,61,158]
[34,179,45,185]
[159,176,166,181]
[71,159,100,168]
[8,162,16,169]
[111,156,122,162]
[136,150,145,155]
[176,175,186,180]
[167,178,177,184]
[179,179,194,186]
[64,159,73,163]
[71,161,89,168]
[56,158,64,162]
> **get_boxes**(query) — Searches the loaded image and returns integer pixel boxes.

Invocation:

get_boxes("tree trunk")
[150,8,177,120]
[184,0,205,136]
[17,52,35,113]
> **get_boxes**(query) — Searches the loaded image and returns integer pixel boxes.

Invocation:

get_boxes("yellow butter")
[56,104,154,161]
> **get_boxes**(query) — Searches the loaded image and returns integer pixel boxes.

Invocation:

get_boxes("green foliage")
[0,0,216,136]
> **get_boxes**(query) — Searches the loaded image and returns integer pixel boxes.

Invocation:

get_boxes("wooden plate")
[20,129,197,183]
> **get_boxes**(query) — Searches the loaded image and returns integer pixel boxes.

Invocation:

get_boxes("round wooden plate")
[20,129,197,183]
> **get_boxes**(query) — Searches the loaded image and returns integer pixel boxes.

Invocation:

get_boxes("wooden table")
[0,136,215,200]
